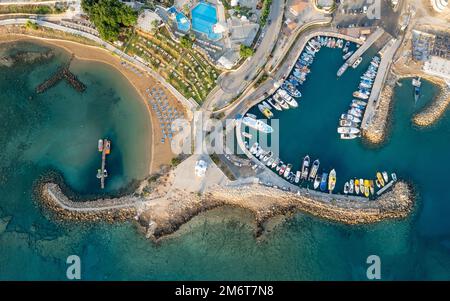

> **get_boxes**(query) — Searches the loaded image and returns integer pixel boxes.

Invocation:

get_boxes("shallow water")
[1,41,449,280]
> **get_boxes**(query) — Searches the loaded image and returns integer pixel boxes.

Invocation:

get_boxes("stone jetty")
[413,83,450,127]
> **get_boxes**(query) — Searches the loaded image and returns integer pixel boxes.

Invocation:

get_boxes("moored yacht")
[277,89,298,108]
[314,173,321,190]
[267,97,282,111]
[320,172,328,192]
[242,116,274,134]
[328,169,336,193]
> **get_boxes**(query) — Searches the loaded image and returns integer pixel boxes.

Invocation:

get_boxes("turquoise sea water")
[1,41,450,280]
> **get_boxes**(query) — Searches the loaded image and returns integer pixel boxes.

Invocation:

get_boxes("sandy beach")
[0,33,187,175]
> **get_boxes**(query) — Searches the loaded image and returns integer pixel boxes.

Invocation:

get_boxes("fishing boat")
[271,158,279,169]
[349,179,354,194]
[273,93,290,110]
[376,172,385,187]
[284,163,293,178]
[255,147,264,158]
[295,171,301,184]
[301,155,310,180]
[352,99,367,106]
[276,160,283,171]
[341,114,361,123]
[328,169,336,193]
[104,139,111,155]
[352,57,363,68]
[339,119,359,127]
[258,104,273,119]
[355,179,360,194]
[314,174,321,190]
[340,133,360,140]
[348,108,362,118]
[337,63,349,77]
[278,89,298,108]
[96,169,102,179]
[359,178,364,193]
[412,77,421,103]
[281,82,302,98]
[98,139,104,152]
[382,171,389,183]
[309,159,320,181]
[364,180,370,197]
[320,172,328,192]
[279,164,286,175]
[342,51,354,60]
[262,151,273,162]
[343,41,350,53]
[266,157,275,167]
[242,116,274,134]
[344,182,350,194]
[353,91,369,99]
[369,180,375,195]
[249,142,258,154]
[337,127,360,134]
[391,173,397,181]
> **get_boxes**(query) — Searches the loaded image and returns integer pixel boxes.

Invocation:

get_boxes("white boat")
[352,57,363,68]
[391,173,397,181]
[308,159,320,181]
[349,179,354,194]
[301,155,310,180]
[342,51,354,60]
[344,182,349,194]
[262,101,272,110]
[284,163,293,178]
[341,114,361,123]
[353,91,369,100]
[242,131,252,139]
[273,93,290,110]
[249,142,258,154]
[242,116,274,134]
[271,158,279,169]
[339,119,358,127]
[266,157,275,167]
[295,171,301,184]
[246,113,257,119]
[267,97,282,111]
[313,174,321,190]
[348,108,362,117]
[255,147,263,158]
[277,89,298,108]
[337,127,360,134]
[262,151,273,162]
[340,133,359,140]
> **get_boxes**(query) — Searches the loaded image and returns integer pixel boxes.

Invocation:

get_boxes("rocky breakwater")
[139,181,414,241]
[207,181,413,231]
[363,73,397,144]
[413,83,450,127]
[39,182,140,223]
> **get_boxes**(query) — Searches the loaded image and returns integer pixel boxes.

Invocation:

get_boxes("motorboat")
[309,159,320,181]
[337,127,360,134]
[364,180,370,197]
[349,179,354,194]
[382,171,389,183]
[342,51,354,60]
[391,173,397,182]
[277,89,298,108]
[352,57,363,68]
[355,179,360,194]
[271,158,279,169]
[369,180,375,195]
[267,97,282,111]
[340,133,360,140]
[344,182,349,194]
[284,163,293,178]
[279,164,286,175]
[328,169,336,193]
[282,82,302,98]
[273,93,290,110]
[301,155,310,180]
[295,171,301,184]
[314,173,321,190]
[341,114,361,123]
[376,172,385,187]
[339,119,359,127]
[242,116,274,133]
[320,172,328,192]
[359,178,364,193]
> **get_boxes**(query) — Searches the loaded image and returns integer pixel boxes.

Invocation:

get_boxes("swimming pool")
[191,2,222,41]
[176,12,191,32]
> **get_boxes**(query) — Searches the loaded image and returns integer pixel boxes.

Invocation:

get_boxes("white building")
[431,0,449,12]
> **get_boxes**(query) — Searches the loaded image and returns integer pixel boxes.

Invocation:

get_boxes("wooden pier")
[98,139,110,189]
[35,55,86,94]
[376,180,395,196]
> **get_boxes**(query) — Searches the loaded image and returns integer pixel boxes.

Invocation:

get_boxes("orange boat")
[104,139,111,155]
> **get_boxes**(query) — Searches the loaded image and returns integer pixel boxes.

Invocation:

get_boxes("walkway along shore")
[39,178,414,241]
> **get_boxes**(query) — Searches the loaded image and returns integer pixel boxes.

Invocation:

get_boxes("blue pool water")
[176,12,191,32]
[191,2,222,41]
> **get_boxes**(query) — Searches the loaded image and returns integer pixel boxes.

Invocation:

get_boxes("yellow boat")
[355,179,360,194]
[364,180,370,197]
[262,108,273,119]
[376,172,385,187]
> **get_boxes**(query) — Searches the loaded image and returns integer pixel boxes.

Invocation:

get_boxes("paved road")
[203,0,285,111]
